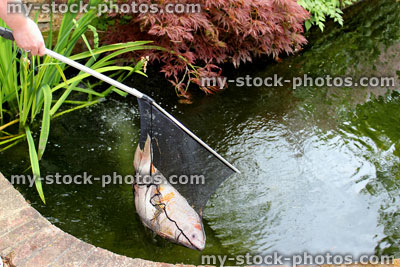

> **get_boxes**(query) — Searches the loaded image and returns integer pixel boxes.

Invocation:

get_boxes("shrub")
[298,0,357,31]
[102,0,309,97]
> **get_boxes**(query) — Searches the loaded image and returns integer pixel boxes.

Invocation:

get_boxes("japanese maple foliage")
[103,0,309,97]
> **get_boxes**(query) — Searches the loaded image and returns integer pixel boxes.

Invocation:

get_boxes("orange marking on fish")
[161,192,175,203]
[194,223,202,230]
[151,163,156,174]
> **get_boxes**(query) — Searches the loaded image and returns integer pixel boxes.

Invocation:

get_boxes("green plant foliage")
[299,0,357,31]
[0,0,154,202]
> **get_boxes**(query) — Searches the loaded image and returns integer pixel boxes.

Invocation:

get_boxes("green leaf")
[318,23,325,31]
[67,87,105,97]
[73,19,96,60]
[88,25,99,49]
[305,20,312,31]
[51,66,134,92]
[50,64,71,115]
[0,133,25,146]
[38,85,52,160]
[25,126,46,204]
[69,41,155,61]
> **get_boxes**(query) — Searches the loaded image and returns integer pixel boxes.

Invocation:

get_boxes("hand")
[12,18,45,56]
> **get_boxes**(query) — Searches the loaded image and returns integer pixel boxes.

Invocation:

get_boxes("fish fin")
[133,144,142,172]
[139,135,152,174]
[151,163,156,175]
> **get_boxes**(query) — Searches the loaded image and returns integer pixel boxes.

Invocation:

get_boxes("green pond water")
[1,0,400,264]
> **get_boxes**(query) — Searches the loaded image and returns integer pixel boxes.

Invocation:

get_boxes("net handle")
[46,49,144,99]
[47,50,240,173]
[0,27,240,174]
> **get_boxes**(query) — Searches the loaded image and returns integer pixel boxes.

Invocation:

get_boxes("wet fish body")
[133,136,206,250]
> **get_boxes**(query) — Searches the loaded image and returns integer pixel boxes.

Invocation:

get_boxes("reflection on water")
[0,0,400,263]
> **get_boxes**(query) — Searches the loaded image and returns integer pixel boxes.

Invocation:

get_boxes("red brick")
[51,237,95,267]
[102,252,145,267]
[0,185,30,217]
[0,176,12,191]
[0,207,41,237]
[0,218,50,254]
[22,230,76,266]
[80,247,112,267]
[11,225,62,266]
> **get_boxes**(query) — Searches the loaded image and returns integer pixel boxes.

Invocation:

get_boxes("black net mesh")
[137,97,236,214]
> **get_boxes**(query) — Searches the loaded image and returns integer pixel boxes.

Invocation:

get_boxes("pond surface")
[1,0,400,264]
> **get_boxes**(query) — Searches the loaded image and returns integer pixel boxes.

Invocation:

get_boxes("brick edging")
[0,172,176,266]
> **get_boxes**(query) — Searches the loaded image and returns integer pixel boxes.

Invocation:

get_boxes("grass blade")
[0,138,25,152]
[73,19,96,60]
[38,85,52,160]
[50,66,134,93]
[52,99,100,119]
[88,25,99,49]
[0,118,18,131]
[49,64,70,116]
[0,133,25,145]
[25,126,46,204]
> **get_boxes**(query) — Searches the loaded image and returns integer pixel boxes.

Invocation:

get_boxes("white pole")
[45,48,240,174]
[45,49,144,99]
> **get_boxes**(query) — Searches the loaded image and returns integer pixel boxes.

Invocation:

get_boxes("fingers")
[29,41,45,56]
[18,44,42,56]
[38,44,46,56]
[17,40,45,56]
[13,18,46,56]
[30,46,39,56]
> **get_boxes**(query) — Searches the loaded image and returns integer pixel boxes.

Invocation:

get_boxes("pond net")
[137,97,237,215]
